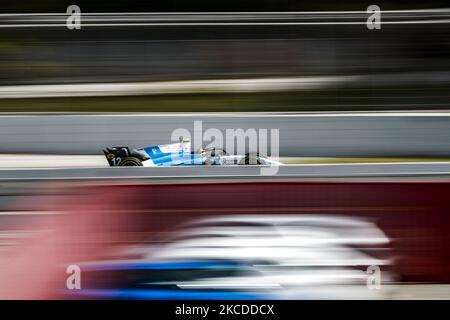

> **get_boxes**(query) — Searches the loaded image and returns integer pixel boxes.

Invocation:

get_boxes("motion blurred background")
[0,0,450,299]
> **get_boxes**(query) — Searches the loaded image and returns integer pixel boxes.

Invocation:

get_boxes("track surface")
[1,112,450,156]
[2,162,450,180]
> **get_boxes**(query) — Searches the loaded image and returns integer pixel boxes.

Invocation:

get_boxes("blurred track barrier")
[1,180,450,298]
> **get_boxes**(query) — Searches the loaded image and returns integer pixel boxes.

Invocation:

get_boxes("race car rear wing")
[103,147,131,166]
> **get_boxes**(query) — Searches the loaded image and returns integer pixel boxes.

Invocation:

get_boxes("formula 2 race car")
[103,138,281,167]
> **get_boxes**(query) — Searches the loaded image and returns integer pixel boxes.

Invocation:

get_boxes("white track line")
[1,9,449,27]
[2,21,450,28]
[1,10,449,16]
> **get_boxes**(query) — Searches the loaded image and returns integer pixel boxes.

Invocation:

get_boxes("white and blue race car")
[103,138,281,167]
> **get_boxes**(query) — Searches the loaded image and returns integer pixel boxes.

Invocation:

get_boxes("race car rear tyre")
[239,152,261,165]
[119,156,143,166]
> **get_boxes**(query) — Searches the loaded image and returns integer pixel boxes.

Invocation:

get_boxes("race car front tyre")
[119,156,143,166]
